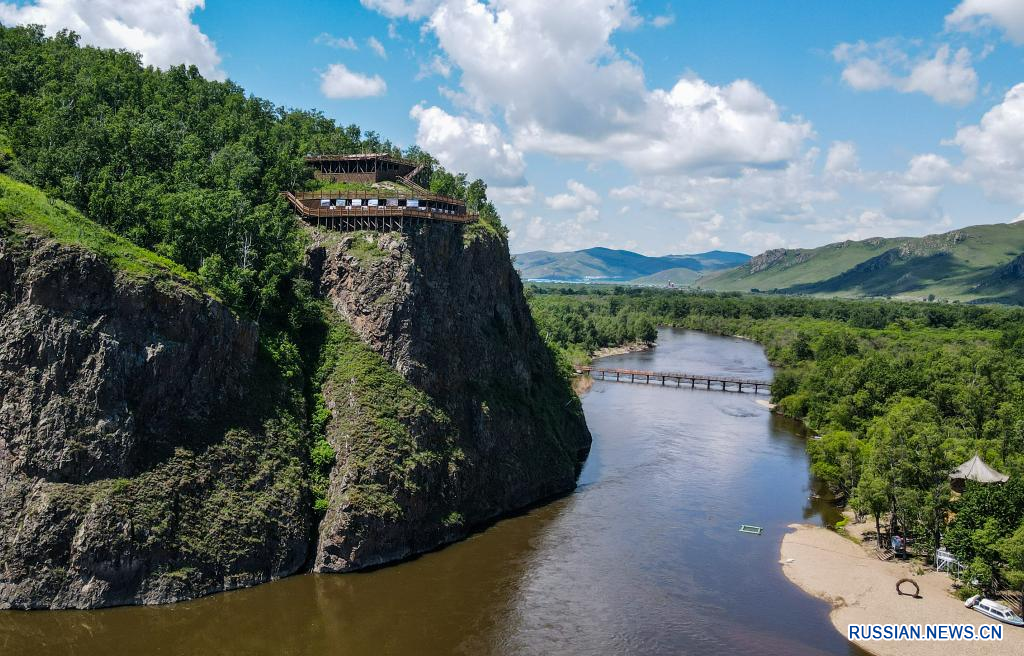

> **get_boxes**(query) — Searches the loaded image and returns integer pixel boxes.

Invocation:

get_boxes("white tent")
[950,454,1009,490]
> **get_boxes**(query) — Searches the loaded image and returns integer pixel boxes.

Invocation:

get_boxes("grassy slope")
[629,267,701,286]
[311,179,415,195]
[0,173,205,290]
[700,222,1024,301]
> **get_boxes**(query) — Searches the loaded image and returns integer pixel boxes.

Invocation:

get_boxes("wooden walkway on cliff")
[576,366,772,394]
[283,191,478,232]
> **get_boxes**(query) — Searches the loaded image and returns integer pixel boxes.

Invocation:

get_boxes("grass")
[311,179,416,195]
[700,221,1024,302]
[0,173,205,291]
[346,232,388,263]
[463,216,506,244]
[318,313,461,521]
[630,267,701,286]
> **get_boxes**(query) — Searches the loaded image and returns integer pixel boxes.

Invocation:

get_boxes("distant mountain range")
[514,247,750,284]
[697,221,1024,304]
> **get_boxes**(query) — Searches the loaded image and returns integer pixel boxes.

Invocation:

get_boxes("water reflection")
[1,329,859,656]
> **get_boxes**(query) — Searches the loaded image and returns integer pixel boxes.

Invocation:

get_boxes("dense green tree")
[996,524,1024,615]
[0,24,508,322]
[807,430,865,500]
[528,284,1024,574]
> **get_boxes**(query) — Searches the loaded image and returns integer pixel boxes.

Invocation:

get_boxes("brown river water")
[0,329,863,655]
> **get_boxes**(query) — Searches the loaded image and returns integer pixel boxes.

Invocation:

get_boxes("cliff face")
[306,226,591,572]
[0,218,590,607]
[0,235,309,609]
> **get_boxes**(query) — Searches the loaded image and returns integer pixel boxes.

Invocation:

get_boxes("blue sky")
[2,1,1024,255]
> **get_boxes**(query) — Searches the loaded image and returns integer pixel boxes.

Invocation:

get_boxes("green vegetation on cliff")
[529,285,1024,596]
[0,173,198,286]
[316,313,459,520]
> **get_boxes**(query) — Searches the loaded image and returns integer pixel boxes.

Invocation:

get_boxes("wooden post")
[706,379,711,389]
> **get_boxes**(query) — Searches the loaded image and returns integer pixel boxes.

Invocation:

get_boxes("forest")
[0,24,510,511]
[0,24,505,324]
[528,284,1024,600]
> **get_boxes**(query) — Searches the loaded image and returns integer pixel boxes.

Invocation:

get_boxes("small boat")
[739,524,763,535]
[965,595,1024,627]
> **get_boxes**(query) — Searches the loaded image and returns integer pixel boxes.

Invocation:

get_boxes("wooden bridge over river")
[576,366,772,394]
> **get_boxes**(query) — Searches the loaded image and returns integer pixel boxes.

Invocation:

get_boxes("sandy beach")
[591,341,653,359]
[781,523,1024,655]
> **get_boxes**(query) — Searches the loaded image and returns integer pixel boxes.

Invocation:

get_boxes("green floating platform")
[739,525,763,535]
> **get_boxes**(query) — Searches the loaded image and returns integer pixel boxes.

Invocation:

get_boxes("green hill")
[629,267,702,286]
[698,222,1024,303]
[514,247,749,283]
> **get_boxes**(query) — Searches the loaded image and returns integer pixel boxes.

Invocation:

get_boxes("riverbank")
[591,341,652,359]
[573,341,653,396]
[572,374,593,396]
[781,523,1024,655]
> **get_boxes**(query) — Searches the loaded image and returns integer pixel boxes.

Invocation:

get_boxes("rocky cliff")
[0,231,310,609]
[0,185,591,607]
[306,226,591,572]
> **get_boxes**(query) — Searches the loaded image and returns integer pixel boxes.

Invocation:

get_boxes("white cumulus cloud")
[314,33,358,49]
[545,180,600,210]
[319,64,387,99]
[367,36,387,58]
[824,141,860,180]
[409,104,527,185]
[741,230,789,250]
[833,40,978,106]
[360,0,439,20]
[416,0,809,175]
[950,83,1024,202]
[0,0,225,79]
[947,0,1024,44]
[488,185,536,205]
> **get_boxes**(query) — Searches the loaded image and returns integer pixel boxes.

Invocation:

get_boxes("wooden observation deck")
[283,191,477,231]
[286,153,476,231]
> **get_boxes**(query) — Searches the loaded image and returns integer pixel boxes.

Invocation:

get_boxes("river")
[0,329,860,655]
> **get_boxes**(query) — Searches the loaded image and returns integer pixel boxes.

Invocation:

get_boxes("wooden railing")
[293,189,465,209]
[576,365,772,393]
[282,192,477,225]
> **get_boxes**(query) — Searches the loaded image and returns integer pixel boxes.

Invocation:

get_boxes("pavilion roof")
[949,454,1009,484]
